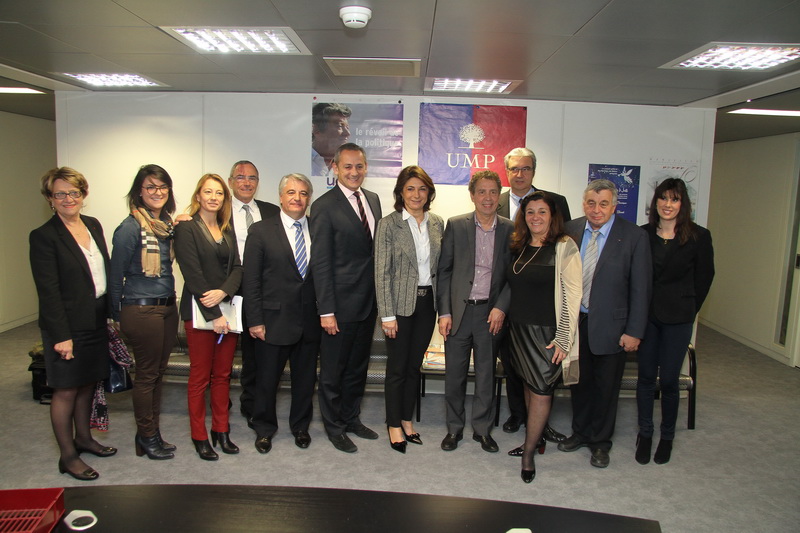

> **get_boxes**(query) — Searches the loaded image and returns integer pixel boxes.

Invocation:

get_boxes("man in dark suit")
[310,143,382,453]
[437,171,512,453]
[497,147,571,441]
[242,173,319,453]
[228,160,280,422]
[559,179,652,468]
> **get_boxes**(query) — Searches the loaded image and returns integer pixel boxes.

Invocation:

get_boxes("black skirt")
[508,321,562,396]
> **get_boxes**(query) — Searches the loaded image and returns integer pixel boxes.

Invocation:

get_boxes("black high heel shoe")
[402,428,423,445]
[211,431,240,454]
[521,454,536,483]
[58,459,99,481]
[193,439,219,461]
[155,429,176,452]
[388,426,407,454]
[135,433,174,460]
[507,438,546,457]
[74,440,117,457]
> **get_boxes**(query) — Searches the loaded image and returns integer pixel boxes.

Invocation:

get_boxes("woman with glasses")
[174,174,242,461]
[109,164,179,460]
[30,167,116,481]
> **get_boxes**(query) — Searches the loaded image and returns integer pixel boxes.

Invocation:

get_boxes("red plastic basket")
[0,488,64,533]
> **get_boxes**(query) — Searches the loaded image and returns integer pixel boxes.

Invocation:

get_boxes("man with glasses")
[497,147,572,446]
[227,160,279,423]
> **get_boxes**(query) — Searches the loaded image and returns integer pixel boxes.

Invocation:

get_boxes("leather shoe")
[192,439,219,461]
[635,435,652,465]
[472,433,499,453]
[293,430,311,449]
[590,448,610,468]
[403,430,423,445]
[329,434,357,453]
[255,436,272,454]
[557,434,588,452]
[440,433,463,451]
[653,439,673,464]
[74,441,117,457]
[507,445,524,457]
[346,423,378,440]
[521,468,536,483]
[58,459,99,481]
[543,424,567,443]
[502,415,522,433]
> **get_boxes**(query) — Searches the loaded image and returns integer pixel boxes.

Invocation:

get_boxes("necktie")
[242,204,254,228]
[293,221,307,278]
[353,191,372,242]
[581,230,600,309]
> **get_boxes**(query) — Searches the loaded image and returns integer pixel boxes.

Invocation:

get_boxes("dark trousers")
[238,307,257,418]
[569,317,627,452]
[384,291,436,427]
[120,303,178,437]
[636,318,694,440]
[444,303,499,436]
[251,334,319,438]
[184,322,239,440]
[498,335,527,421]
[318,309,377,436]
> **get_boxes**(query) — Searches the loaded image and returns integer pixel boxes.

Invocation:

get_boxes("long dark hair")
[649,178,696,245]
[510,191,565,256]
[126,164,176,217]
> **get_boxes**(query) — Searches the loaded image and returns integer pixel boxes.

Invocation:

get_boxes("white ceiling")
[1,0,799,142]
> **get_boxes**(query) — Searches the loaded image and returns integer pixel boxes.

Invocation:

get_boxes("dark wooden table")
[59,484,661,533]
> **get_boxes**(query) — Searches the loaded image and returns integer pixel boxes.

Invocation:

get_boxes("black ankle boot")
[635,434,652,465]
[210,430,239,454]
[135,433,174,460]
[155,429,177,452]
[193,439,219,461]
[653,439,673,464]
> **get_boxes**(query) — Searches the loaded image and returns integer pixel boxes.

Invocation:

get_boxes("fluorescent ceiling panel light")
[662,42,800,70]
[728,108,800,117]
[60,73,163,87]
[324,57,421,77]
[162,26,311,55]
[425,77,521,94]
[0,87,45,94]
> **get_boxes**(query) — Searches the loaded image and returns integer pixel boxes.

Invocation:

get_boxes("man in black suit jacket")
[310,143,382,453]
[242,173,319,453]
[227,160,280,421]
[437,171,512,453]
[559,179,652,468]
[497,147,571,440]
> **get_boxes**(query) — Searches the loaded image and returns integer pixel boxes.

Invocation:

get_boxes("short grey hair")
[229,160,258,179]
[504,147,537,171]
[278,173,314,197]
[584,179,618,205]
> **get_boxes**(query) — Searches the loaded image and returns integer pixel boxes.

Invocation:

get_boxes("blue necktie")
[293,221,307,278]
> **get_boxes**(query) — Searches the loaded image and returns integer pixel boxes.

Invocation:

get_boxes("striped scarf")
[131,208,174,277]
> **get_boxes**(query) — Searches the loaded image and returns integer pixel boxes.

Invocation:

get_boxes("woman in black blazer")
[636,178,714,465]
[174,173,242,461]
[29,167,116,481]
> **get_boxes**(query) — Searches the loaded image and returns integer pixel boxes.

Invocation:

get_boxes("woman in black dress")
[30,167,117,481]
[506,191,581,483]
[636,178,714,465]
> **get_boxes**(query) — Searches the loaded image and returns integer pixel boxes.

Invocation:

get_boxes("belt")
[416,286,432,297]
[123,297,176,306]
[466,299,488,305]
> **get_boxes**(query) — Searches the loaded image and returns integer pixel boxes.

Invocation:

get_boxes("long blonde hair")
[187,173,232,232]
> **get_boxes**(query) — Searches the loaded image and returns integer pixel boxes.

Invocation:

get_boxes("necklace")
[512,244,543,274]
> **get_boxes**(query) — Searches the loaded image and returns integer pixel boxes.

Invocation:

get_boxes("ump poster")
[588,163,641,223]
[418,103,526,185]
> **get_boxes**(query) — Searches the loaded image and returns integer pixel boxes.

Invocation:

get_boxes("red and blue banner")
[418,103,527,185]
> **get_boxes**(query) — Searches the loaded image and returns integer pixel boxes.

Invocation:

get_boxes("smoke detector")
[339,6,372,29]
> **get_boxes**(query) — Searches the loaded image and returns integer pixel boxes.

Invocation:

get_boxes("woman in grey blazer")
[375,166,444,453]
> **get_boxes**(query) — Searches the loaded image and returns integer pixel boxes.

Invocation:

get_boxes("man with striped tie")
[242,173,319,453]
[561,179,651,468]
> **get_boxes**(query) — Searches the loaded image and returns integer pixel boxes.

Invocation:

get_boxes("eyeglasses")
[143,185,171,194]
[234,175,259,183]
[507,166,534,174]
[52,190,83,200]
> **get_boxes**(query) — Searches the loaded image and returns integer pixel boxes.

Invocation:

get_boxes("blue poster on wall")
[588,163,640,223]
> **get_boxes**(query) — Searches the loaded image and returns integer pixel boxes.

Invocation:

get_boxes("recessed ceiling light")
[0,87,45,94]
[425,78,521,94]
[324,57,421,77]
[60,73,164,87]
[728,108,800,117]
[162,26,311,55]
[662,42,800,70]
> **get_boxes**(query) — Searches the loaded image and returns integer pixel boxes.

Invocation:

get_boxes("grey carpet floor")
[1,322,797,533]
